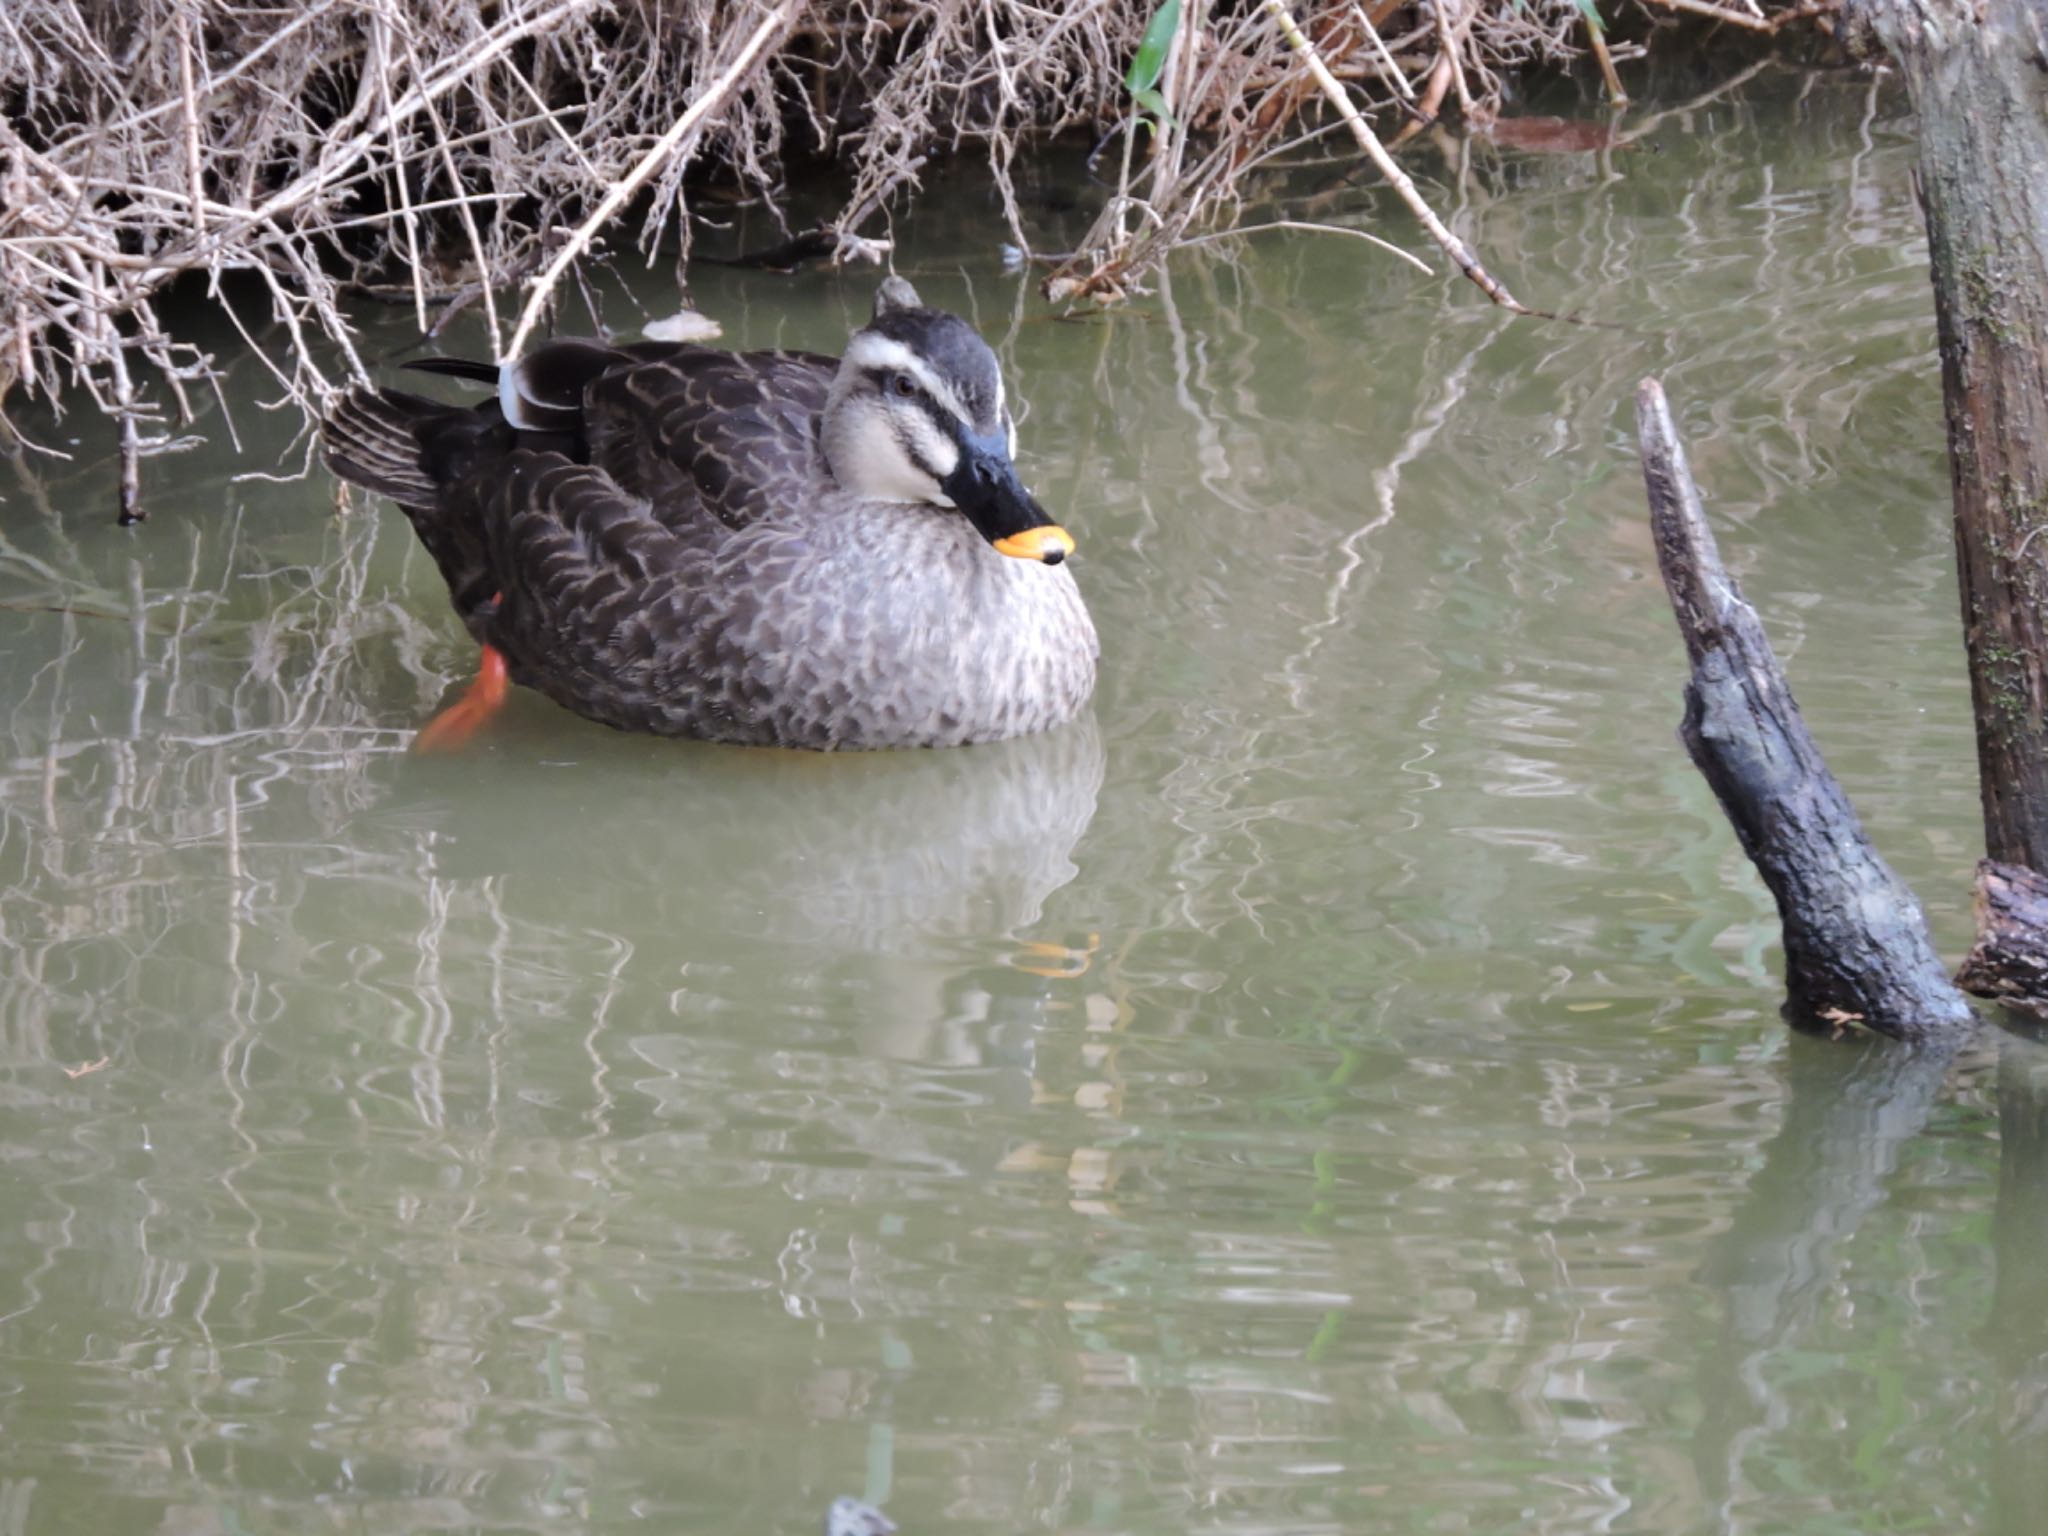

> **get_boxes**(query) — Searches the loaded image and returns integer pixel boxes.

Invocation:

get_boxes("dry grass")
[0,0,1834,517]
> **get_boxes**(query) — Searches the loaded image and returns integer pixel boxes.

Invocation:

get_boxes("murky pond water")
[3,63,2043,1536]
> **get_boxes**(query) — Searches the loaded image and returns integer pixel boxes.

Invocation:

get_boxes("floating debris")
[642,309,723,343]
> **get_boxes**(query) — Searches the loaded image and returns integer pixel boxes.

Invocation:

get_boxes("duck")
[321,278,1098,751]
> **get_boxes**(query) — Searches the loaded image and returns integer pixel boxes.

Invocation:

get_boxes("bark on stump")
[1958,859,2048,1018]
[1637,378,1975,1045]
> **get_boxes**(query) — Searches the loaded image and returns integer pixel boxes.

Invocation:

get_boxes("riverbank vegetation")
[3,0,1832,513]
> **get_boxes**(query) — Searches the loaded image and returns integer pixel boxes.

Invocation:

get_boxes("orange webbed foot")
[413,643,511,754]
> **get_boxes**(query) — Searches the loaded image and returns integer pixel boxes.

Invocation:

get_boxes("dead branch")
[1265,0,1531,314]
[1639,0,1839,33]
[1636,376,1975,1045]
[503,0,801,361]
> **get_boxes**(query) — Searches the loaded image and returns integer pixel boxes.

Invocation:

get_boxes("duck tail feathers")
[322,387,444,506]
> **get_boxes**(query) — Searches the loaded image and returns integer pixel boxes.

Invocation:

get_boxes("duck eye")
[887,372,917,399]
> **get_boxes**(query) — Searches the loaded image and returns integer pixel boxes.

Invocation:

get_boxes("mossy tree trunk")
[1847,0,2048,872]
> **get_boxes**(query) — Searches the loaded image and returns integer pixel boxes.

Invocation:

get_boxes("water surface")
[2,64,2038,1536]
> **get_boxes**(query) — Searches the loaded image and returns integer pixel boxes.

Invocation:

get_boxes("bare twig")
[1585,14,1629,107]
[1172,218,1432,275]
[503,0,800,361]
[174,2,206,237]
[1351,4,1415,100]
[1263,0,1533,314]
[1635,0,1796,31]
[1433,0,1475,120]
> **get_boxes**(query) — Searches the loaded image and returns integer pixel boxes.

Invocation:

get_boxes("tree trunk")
[1846,0,2048,871]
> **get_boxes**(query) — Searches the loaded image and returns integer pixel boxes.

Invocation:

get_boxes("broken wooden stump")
[1636,377,1975,1045]
[1957,860,2048,1019]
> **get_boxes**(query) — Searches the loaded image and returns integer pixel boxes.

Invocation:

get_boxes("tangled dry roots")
[0,0,1827,515]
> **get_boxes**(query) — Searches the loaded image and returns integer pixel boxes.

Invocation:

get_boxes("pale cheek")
[899,422,959,504]
[872,440,948,505]
[922,435,961,484]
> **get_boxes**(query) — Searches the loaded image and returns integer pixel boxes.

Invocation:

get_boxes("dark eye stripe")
[890,408,952,484]
[869,364,983,432]
[872,373,967,436]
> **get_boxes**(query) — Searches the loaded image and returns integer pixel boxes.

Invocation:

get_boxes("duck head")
[821,278,1074,565]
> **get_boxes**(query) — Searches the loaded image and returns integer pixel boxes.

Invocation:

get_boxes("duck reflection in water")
[826,1498,894,1536]
[393,717,1105,1064]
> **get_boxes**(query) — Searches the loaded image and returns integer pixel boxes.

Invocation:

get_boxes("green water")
[3,65,2042,1535]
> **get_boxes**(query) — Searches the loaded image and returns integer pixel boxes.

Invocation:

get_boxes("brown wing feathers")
[321,388,446,507]
[319,341,837,729]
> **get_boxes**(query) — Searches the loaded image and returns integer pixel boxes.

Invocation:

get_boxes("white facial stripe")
[899,412,960,485]
[843,332,976,428]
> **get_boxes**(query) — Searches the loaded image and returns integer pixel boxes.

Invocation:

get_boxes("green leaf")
[1573,0,1604,33]
[1125,0,1183,96]
[1132,87,1178,131]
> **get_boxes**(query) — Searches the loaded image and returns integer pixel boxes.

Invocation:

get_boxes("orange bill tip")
[992,524,1076,564]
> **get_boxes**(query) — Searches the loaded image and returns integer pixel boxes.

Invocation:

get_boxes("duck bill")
[944,436,1076,566]
[993,524,1076,562]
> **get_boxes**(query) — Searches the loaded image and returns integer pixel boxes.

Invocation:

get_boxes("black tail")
[403,357,501,386]
[323,386,509,630]
[325,339,627,505]
[407,339,624,434]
